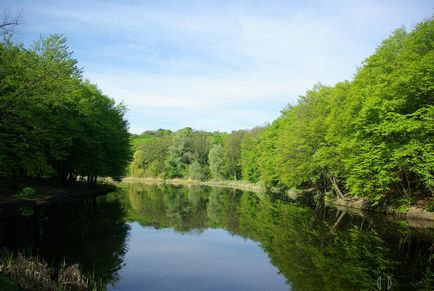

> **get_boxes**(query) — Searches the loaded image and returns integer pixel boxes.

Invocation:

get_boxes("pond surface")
[0,184,433,290]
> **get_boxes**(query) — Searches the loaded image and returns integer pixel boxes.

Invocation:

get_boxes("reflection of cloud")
[6,0,433,132]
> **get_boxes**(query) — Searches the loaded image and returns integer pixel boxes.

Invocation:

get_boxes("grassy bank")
[0,249,100,291]
[122,177,266,193]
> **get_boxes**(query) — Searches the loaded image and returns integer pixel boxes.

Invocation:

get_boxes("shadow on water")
[0,183,433,290]
[0,193,130,288]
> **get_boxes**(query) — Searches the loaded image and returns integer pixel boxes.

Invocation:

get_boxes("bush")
[426,201,434,213]
[188,161,205,181]
[15,187,37,199]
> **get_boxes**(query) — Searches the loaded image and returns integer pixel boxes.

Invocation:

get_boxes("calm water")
[0,184,433,290]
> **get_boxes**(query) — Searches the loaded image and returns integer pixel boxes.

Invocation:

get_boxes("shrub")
[15,187,37,199]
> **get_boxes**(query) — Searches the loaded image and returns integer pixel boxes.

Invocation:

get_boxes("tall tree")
[208,144,226,180]
[223,130,246,180]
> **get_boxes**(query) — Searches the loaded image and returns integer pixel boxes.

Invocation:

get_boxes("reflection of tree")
[207,187,241,234]
[207,187,226,225]
[119,184,434,290]
[0,194,129,287]
[238,192,433,290]
[122,184,210,233]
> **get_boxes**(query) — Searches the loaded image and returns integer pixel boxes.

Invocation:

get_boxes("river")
[0,183,433,290]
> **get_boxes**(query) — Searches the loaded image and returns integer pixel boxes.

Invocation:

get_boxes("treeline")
[0,31,130,185]
[130,18,434,204]
[129,127,246,181]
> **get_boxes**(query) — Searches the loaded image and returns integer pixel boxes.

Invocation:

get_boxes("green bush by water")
[14,187,38,199]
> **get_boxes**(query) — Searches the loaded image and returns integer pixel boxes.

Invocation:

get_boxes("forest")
[1,16,432,209]
[130,18,434,209]
[0,5,433,291]
[0,27,131,186]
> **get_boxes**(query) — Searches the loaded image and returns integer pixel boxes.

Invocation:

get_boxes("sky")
[2,0,433,133]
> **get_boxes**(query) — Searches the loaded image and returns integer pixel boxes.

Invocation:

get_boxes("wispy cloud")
[4,0,433,132]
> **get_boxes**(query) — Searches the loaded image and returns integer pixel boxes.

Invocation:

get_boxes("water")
[0,184,433,290]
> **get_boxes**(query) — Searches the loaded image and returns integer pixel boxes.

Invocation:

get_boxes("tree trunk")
[324,171,346,199]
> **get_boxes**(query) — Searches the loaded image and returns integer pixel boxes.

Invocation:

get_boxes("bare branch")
[1,10,23,35]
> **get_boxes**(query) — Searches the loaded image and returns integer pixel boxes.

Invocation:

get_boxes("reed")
[0,249,102,291]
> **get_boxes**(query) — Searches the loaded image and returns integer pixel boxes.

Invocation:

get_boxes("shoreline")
[121,177,266,193]
[326,197,434,222]
[0,183,116,214]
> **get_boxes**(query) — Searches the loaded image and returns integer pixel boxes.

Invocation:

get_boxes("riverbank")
[122,177,266,193]
[0,179,116,213]
[325,196,434,222]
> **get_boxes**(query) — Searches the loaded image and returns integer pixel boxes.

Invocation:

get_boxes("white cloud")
[6,0,433,132]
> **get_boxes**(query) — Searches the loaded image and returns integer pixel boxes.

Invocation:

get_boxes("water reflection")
[0,195,129,287]
[0,184,433,290]
[118,184,434,290]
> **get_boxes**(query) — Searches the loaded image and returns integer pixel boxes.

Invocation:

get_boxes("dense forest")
[0,25,131,185]
[130,18,434,208]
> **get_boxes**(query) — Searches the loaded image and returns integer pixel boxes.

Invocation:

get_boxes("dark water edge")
[0,184,433,290]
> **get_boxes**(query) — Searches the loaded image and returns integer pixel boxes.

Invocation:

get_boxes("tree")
[240,127,264,182]
[0,33,130,184]
[188,161,206,181]
[343,19,434,200]
[208,144,226,180]
[223,130,246,180]
[0,11,22,35]
[164,128,194,178]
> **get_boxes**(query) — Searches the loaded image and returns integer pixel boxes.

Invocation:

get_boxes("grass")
[427,201,434,213]
[0,249,102,291]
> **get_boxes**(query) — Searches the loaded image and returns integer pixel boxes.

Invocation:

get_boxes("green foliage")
[19,207,35,216]
[208,144,226,180]
[223,130,246,180]
[129,131,172,177]
[341,19,434,200]
[15,187,37,199]
[238,18,434,204]
[240,127,263,182]
[125,18,434,207]
[427,201,434,212]
[118,184,434,290]
[396,198,411,214]
[129,128,218,179]
[188,161,206,181]
[164,127,195,178]
[0,32,130,183]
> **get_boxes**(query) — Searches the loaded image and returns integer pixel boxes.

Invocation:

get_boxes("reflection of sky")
[109,222,290,291]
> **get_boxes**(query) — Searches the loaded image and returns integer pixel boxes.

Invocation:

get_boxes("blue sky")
[2,0,433,133]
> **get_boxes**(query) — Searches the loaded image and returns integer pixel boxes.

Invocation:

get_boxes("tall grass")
[0,249,103,291]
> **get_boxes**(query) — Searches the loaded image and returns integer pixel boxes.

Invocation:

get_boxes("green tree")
[188,161,206,181]
[208,144,226,180]
[343,19,434,200]
[240,127,264,182]
[223,130,246,180]
[0,33,130,184]
[164,128,194,178]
